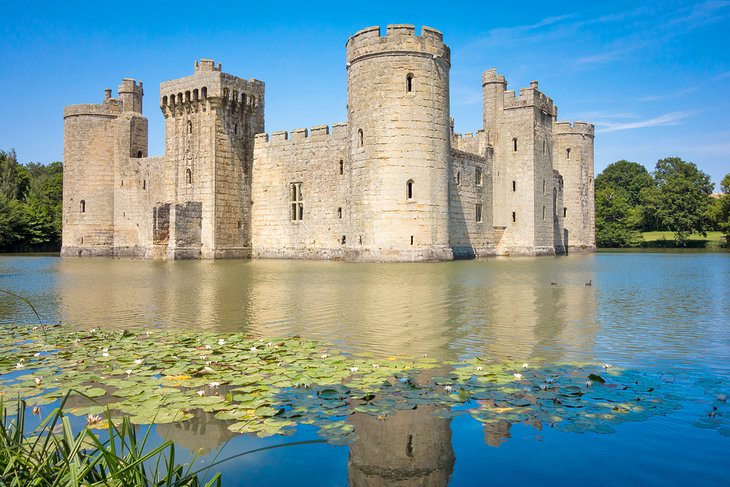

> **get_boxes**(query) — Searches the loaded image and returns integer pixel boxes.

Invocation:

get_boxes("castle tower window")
[512,181,516,192]
[476,167,483,186]
[201,87,207,100]
[143,180,146,190]
[223,88,229,100]
[566,148,571,159]
[543,179,546,194]
[542,206,546,221]
[337,207,342,219]
[186,168,192,185]
[177,93,183,104]
[162,96,168,106]
[80,200,86,213]
[513,138,518,151]
[357,129,364,148]
[456,171,461,186]
[406,73,414,93]
[512,211,516,223]
[137,151,142,158]
[339,160,344,175]
[476,204,483,223]
[406,179,414,200]
[185,91,191,102]
[564,207,567,218]
[543,140,546,154]
[234,122,239,135]
[187,120,193,134]
[341,235,346,245]
[290,182,303,221]
[193,89,198,101]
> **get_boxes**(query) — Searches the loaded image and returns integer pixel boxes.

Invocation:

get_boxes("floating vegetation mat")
[1,325,728,444]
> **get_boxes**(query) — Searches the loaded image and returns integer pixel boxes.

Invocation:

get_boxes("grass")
[0,395,221,487]
[641,231,727,249]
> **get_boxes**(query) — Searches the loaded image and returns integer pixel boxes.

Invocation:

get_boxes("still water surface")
[1,253,729,486]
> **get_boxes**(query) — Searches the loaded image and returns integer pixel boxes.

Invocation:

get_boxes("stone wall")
[251,124,349,259]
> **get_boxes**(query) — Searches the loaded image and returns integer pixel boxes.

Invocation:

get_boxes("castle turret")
[484,70,559,255]
[553,121,595,252]
[61,91,124,256]
[118,78,143,113]
[160,59,264,258]
[345,25,452,261]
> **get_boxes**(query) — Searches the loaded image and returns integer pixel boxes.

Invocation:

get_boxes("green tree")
[652,157,714,246]
[595,187,642,247]
[595,160,655,207]
[718,173,730,247]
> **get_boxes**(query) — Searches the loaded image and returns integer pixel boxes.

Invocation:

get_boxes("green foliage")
[717,173,730,247]
[0,395,222,486]
[651,157,714,246]
[595,160,655,207]
[595,188,641,247]
[0,150,62,251]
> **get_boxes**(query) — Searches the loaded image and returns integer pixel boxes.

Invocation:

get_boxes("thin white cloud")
[596,111,693,133]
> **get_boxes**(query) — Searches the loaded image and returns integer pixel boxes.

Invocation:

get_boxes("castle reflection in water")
[55,257,597,484]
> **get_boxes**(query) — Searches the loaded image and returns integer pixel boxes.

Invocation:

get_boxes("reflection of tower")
[156,410,236,456]
[348,406,455,486]
[483,420,511,447]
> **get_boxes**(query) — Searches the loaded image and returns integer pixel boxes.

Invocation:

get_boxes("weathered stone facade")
[62,25,595,262]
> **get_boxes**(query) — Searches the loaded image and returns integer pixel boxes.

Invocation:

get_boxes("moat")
[1,253,729,485]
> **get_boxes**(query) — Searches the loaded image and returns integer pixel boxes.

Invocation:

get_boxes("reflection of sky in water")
[1,253,729,486]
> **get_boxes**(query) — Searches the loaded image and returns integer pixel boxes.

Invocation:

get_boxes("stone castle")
[62,25,595,262]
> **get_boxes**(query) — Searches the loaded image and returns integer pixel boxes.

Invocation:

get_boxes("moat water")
[1,252,729,486]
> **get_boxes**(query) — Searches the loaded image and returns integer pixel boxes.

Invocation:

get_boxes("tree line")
[595,157,730,248]
[0,150,62,252]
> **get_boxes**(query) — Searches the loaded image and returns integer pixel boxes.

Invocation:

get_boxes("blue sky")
[1,0,728,186]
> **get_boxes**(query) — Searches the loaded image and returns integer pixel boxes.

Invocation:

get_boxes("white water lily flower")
[204,345,212,350]
[15,362,25,369]
[321,354,328,359]
[514,373,523,380]
[101,352,110,358]
[196,390,206,396]
[87,414,102,425]
[258,339,264,342]
[208,382,221,389]
[32,326,39,331]
[539,383,548,391]
[276,362,283,367]
[443,385,453,393]
[476,366,483,371]
[134,359,143,365]
[200,355,208,360]
[205,361,212,366]
[34,377,42,385]
[250,346,258,352]
[350,367,359,373]
[217,339,226,346]
[372,363,380,368]
[585,380,593,387]
[602,363,613,370]
[125,369,133,376]
[522,363,529,369]
[203,366,215,373]
[90,329,97,333]
[546,377,555,384]
[33,352,40,358]
[145,331,153,336]
[266,342,272,347]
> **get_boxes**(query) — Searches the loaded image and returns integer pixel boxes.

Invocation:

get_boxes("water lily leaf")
[588,374,606,384]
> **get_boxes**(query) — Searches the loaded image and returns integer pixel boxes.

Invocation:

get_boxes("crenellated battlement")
[503,80,556,116]
[255,122,348,147]
[482,68,506,86]
[160,60,264,118]
[345,24,449,66]
[64,102,123,119]
[554,121,595,137]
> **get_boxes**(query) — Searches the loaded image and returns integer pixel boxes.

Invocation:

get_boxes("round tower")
[345,25,452,262]
[61,93,123,256]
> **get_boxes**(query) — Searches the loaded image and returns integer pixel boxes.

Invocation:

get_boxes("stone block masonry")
[61,25,595,262]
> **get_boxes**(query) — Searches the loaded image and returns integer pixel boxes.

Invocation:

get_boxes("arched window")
[137,151,142,158]
[542,179,546,194]
[456,171,461,186]
[185,91,191,102]
[162,96,168,106]
[406,179,414,200]
[142,179,146,190]
[339,160,344,175]
[512,180,516,192]
[357,129,364,148]
[337,207,342,218]
[542,140,546,154]
[177,93,183,104]
[193,89,199,101]
[566,148,571,159]
[80,200,86,213]
[512,138,518,152]
[234,122,239,135]
[201,87,207,100]
[187,120,193,134]
[542,206,546,221]
[186,168,192,185]
[406,73,414,93]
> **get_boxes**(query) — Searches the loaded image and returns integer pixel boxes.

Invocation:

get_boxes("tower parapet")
[118,78,143,113]
[346,25,450,66]
[553,121,594,137]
